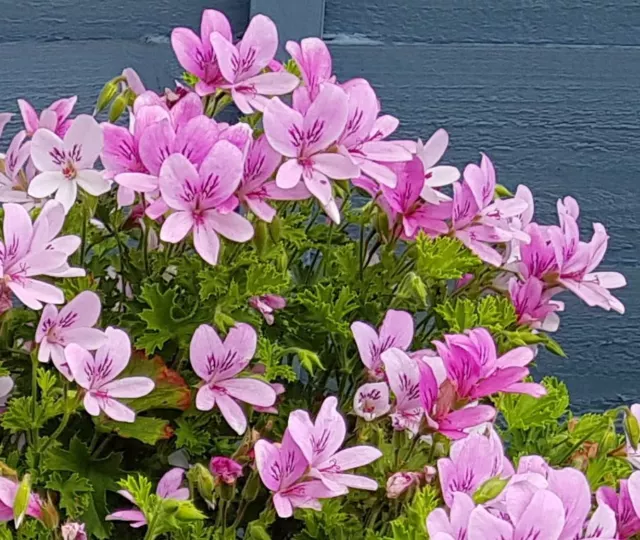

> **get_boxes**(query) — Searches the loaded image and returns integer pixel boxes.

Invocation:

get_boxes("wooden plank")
[0,0,249,43]
[324,0,640,46]
[250,0,325,55]
[328,42,640,410]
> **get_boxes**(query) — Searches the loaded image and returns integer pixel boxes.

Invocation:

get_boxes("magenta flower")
[18,96,77,138]
[437,427,513,506]
[65,327,154,423]
[35,291,107,380]
[426,492,474,540]
[171,9,232,96]
[0,202,74,309]
[353,382,391,421]
[238,135,310,223]
[158,143,253,265]
[107,468,189,528]
[288,396,382,492]
[351,309,414,379]
[209,457,243,485]
[249,293,287,325]
[255,430,345,518]
[190,323,276,435]
[61,522,87,540]
[386,472,422,499]
[263,83,359,224]
[379,156,452,239]
[28,115,109,212]
[433,328,545,400]
[337,79,411,187]
[0,131,34,207]
[509,276,564,332]
[285,38,334,102]
[0,476,43,524]
[210,14,299,114]
[597,480,640,539]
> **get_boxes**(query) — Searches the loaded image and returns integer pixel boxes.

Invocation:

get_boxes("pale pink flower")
[255,430,345,518]
[61,522,87,540]
[121,67,146,96]
[190,323,276,435]
[209,457,243,484]
[107,468,189,528]
[0,477,42,524]
[18,96,77,138]
[285,38,334,102]
[351,309,414,379]
[65,327,154,423]
[386,472,422,499]
[353,382,391,421]
[413,129,460,204]
[288,396,382,492]
[426,492,474,540]
[0,203,73,310]
[171,10,232,96]
[35,291,107,380]
[263,83,359,224]
[28,115,109,212]
[253,381,285,414]
[249,293,287,324]
[158,143,254,265]
[0,131,35,207]
[211,14,299,114]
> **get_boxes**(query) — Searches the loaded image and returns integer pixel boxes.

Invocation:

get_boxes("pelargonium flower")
[255,430,345,518]
[171,9,231,96]
[107,468,189,528]
[65,327,154,423]
[433,328,545,400]
[253,380,286,414]
[0,131,35,207]
[61,522,87,540]
[263,83,359,224]
[386,472,422,499]
[0,202,74,309]
[426,492,474,540]
[353,382,391,421]
[249,293,287,325]
[28,115,110,212]
[238,135,310,223]
[209,457,243,485]
[289,396,382,492]
[0,476,43,524]
[351,309,414,380]
[337,79,411,187]
[189,323,276,435]
[285,38,334,103]
[509,276,564,332]
[35,291,107,380]
[413,129,460,204]
[158,143,254,265]
[597,479,640,539]
[18,96,77,138]
[211,14,299,114]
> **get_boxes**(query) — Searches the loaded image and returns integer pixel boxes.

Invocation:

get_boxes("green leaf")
[414,234,480,280]
[45,473,93,518]
[98,416,173,445]
[44,437,124,539]
[435,299,477,332]
[289,348,324,375]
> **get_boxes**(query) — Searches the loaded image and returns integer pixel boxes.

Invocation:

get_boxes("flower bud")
[243,471,262,502]
[268,215,282,243]
[209,457,243,485]
[373,209,390,241]
[494,184,513,198]
[191,464,215,509]
[386,472,421,499]
[40,495,59,530]
[219,482,235,501]
[13,474,32,528]
[108,92,129,123]
[423,466,436,484]
[625,409,640,449]
[472,476,509,504]
[61,522,87,540]
[95,80,119,114]
[175,501,207,521]
[253,221,269,256]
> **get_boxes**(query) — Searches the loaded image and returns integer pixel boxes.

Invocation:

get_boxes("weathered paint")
[0,1,635,410]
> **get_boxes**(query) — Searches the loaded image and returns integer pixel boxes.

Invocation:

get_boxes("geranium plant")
[0,8,634,540]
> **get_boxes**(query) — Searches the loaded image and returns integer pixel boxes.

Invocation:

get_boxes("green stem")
[80,207,88,265]
[31,351,39,448]
[141,195,150,275]
[232,500,249,529]
[40,382,70,455]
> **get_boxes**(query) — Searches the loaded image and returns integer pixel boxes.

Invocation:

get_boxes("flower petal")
[216,393,247,435]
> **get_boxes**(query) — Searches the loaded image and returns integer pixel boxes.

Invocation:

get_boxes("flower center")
[62,160,77,180]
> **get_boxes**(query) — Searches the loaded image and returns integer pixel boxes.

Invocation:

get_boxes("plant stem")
[141,195,150,275]
[40,382,70,455]
[31,350,39,448]
[80,207,88,265]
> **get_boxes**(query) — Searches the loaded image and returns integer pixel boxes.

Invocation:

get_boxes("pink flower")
[171,10,232,96]
[0,202,75,310]
[190,323,276,435]
[263,83,359,224]
[0,476,42,524]
[433,328,545,400]
[509,276,563,332]
[121,67,146,96]
[288,396,382,492]
[386,472,422,499]
[426,492,474,540]
[255,430,344,518]
[597,480,640,539]
[35,291,107,380]
[0,131,34,207]
[437,427,513,506]
[379,156,452,239]
[351,309,414,379]
[285,38,333,102]
[211,14,299,114]
[353,382,391,421]
[209,457,243,484]
[158,144,253,265]
[337,79,411,187]
[413,129,460,204]
[61,522,87,540]
[249,293,287,324]
[18,96,77,138]
[65,327,154,423]
[107,468,189,528]
[28,115,109,212]
[253,382,285,414]
[238,135,310,223]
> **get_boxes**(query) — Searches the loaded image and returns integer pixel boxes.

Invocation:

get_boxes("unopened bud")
[494,184,513,198]
[374,210,390,241]
[625,409,640,449]
[408,272,427,305]
[175,501,207,521]
[472,476,509,504]
[95,80,119,114]
[13,474,32,528]
[108,92,129,123]
[192,464,215,507]
[423,465,437,484]
[243,471,262,502]
[219,482,235,501]
[268,215,282,243]
[253,221,269,256]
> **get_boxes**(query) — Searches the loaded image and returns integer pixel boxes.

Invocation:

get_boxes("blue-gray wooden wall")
[1,0,636,411]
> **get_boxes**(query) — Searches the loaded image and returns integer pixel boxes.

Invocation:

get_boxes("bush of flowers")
[0,8,636,540]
